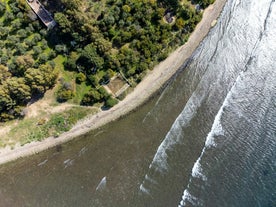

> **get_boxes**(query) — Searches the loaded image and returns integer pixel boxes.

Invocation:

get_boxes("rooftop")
[26,0,56,29]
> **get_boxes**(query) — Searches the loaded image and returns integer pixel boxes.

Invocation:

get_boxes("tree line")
[0,0,215,121]
[53,0,205,106]
[0,0,58,121]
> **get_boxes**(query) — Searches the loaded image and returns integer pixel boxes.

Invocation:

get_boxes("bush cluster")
[0,0,58,121]
[0,0,215,121]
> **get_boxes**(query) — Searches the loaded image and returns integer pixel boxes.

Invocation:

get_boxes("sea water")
[0,0,275,206]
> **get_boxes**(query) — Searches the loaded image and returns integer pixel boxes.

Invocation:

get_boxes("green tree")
[33,46,42,58]
[0,27,9,39]
[158,0,179,9]
[98,86,110,101]
[4,12,15,24]
[61,0,82,10]
[0,65,11,84]
[75,72,86,84]
[105,97,118,108]
[54,12,72,34]
[77,44,104,72]
[55,44,68,54]
[5,77,31,104]
[0,86,14,112]
[16,55,35,69]
[122,5,131,13]
[17,29,27,38]
[175,17,185,30]
[0,2,5,15]
[65,52,79,71]
[193,0,215,8]
[87,75,99,87]
[56,82,75,102]
[81,89,102,105]
[38,54,49,64]
[25,64,57,94]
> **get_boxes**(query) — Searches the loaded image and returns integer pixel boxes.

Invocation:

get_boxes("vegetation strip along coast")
[0,0,227,165]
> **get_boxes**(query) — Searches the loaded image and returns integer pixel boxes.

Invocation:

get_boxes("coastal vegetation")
[0,106,98,147]
[0,0,214,145]
[0,0,58,121]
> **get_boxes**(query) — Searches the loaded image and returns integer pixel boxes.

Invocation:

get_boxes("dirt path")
[25,100,73,118]
[0,0,227,165]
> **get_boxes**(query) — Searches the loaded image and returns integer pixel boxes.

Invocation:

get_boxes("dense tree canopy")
[57,0,204,83]
[0,0,58,121]
[0,0,215,121]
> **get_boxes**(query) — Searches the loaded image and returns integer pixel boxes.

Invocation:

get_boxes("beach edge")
[0,0,227,166]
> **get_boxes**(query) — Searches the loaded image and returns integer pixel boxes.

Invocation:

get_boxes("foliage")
[0,0,215,121]
[105,97,118,108]
[0,0,58,121]
[56,81,75,102]
[193,0,215,8]
[54,0,207,86]
[75,72,86,84]
[81,88,103,106]
[2,107,97,146]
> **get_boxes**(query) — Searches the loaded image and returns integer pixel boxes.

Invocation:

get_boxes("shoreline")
[0,0,227,166]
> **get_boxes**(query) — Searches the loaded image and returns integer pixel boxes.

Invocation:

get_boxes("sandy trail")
[0,0,227,165]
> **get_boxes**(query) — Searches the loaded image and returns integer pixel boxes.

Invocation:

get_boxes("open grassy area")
[0,54,99,148]
[54,55,71,81]
[53,55,92,104]
[0,106,98,148]
[74,82,91,104]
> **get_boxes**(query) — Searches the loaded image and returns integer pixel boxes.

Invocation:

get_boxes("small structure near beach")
[104,74,130,98]
[26,0,56,29]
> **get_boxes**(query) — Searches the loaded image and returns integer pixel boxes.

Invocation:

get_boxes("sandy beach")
[0,0,227,165]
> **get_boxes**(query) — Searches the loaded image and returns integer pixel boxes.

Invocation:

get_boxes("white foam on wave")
[179,189,200,206]
[189,96,228,181]
[205,106,225,148]
[145,174,158,185]
[204,75,248,149]
[149,139,169,172]
[205,74,247,148]
[139,174,158,194]
[148,92,204,173]
[63,158,74,168]
[96,176,107,191]
[140,91,206,194]
[142,85,167,123]
[37,159,48,167]
[191,159,207,181]
[179,70,246,206]
[139,184,151,195]
[78,147,87,157]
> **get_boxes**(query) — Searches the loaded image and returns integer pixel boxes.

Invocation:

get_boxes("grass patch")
[54,55,93,104]
[53,55,66,72]
[2,106,98,147]
[74,82,91,104]
[54,55,74,82]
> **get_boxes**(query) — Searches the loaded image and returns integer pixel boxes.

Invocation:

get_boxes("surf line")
[178,71,246,206]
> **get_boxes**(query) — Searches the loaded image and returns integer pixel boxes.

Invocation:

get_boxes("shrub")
[81,89,102,105]
[57,82,75,102]
[105,97,118,108]
[57,88,74,102]
[76,72,86,84]
[98,86,110,101]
